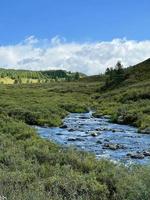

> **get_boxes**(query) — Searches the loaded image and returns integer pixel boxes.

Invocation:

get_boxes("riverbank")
[0,79,149,133]
[1,113,150,199]
[92,80,150,133]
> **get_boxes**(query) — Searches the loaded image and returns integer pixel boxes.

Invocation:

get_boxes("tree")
[14,79,18,84]
[66,76,72,82]
[114,61,125,84]
[74,72,80,80]
[104,61,125,89]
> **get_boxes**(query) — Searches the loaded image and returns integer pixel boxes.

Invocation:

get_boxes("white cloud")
[0,36,150,75]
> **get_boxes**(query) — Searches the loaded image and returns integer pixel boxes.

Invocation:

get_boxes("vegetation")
[0,58,150,199]
[0,68,85,84]
[92,59,150,131]
[1,113,150,200]
[104,61,126,88]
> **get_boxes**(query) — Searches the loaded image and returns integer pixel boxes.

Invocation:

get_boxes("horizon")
[0,56,148,76]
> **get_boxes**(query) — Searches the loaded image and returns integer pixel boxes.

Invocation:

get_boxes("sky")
[0,0,150,75]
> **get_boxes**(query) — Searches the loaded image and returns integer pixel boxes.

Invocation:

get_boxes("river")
[36,111,150,165]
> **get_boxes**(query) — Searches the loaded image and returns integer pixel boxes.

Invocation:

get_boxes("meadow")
[0,72,150,199]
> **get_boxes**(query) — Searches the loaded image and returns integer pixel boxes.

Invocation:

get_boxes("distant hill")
[81,58,150,84]
[0,68,86,84]
[0,58,150,85]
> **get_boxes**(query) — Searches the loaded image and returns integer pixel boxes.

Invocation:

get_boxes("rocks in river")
[117,115,124,123]
[43,124,49,128]
[96,140,102,144]
[92,113,103,118]
[103,143,125,150]
[104,139,110,142]
[143,151,150,156]
[56,133,63,135]
[67,128,76,132]
[127,150,150,159]
[130,153,145,159]
[99,127,116,132]
[67,137,76,141]
[127,153,145,159]
[86,131,99,137]
[95,128,102,131]
[140,128,150,134]
[104,115,111,119]
[90,131,98,137]
[67,137,85,142]
[60,124,68,128]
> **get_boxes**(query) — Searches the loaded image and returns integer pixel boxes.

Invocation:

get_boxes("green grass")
[1,114,150,200]
[93,80,150,131]
[0,68,85,84]
[0,62,150,199]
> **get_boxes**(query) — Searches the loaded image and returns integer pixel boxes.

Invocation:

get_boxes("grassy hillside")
[126,58,150,82]
[89,59,150,132]
[0,68,85,84]
[0,59,150,199]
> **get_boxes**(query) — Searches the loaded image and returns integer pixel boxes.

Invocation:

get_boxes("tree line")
[104,61,126,88]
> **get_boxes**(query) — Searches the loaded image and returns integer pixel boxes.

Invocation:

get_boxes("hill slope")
[0,68,85,84]
[90,58,150,132]
[126,58,150,81]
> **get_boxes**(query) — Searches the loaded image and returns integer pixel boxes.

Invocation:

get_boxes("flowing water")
[36,112,150,165]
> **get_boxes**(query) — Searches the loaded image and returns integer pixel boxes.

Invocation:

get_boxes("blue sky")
[0,0,150,74]
[0,0,150,44]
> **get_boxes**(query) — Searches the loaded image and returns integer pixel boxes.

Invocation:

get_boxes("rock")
[127,152,145,159]
[104,139,109,142]
[104,115,111,119]
[67,137,76,141]
[96,140,102,144]
[95,128,102,131]
[103,143,117,150]
[117,115,124,124]
[68,128,76,132]
[143,151,150,156]
[67,137,85,142]
[116,144,125,149]
[56,133,63,135]
[60,124,68,128]
[79,122,85,127]
[91,132,98,137]
[108,144,118,150]
[102,128,109,131]
[93,114,102,118]
[130,153,145,159]
[140,128,150,134]
[43,124,49,128]
[127,153,132,157]
[103,143,124,150]
[136,151,141,153]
